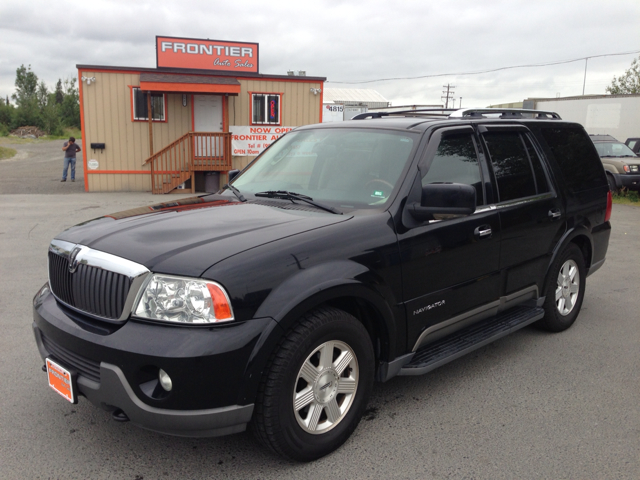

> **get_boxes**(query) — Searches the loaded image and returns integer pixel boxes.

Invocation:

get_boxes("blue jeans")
[62,156,76,180]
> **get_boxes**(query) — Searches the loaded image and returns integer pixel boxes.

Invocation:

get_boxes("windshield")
[593,142,637,157]
[230,128,417,209]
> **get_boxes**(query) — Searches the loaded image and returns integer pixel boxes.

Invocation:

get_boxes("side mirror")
[228,169,240,182]
[409,183,476,221]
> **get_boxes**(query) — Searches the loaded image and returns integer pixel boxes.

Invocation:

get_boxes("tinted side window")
[539,127,605,192]
[483,132,536,202]
[522,134,550,194]
[422,134,484,205]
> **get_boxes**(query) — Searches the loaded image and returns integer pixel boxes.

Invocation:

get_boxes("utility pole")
[582,57,589,96]
[441,84,455,109]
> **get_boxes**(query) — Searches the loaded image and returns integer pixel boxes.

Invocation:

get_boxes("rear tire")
[252,307,374,462]
[538,243,586,332]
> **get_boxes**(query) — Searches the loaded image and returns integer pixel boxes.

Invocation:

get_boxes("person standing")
[61,136,81,182]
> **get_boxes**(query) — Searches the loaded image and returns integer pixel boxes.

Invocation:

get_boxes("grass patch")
[46,127,83,141]
[612,189,640,206]
[0,146,18,160]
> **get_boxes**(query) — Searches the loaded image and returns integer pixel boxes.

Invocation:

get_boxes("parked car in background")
[625,138,640,155]
[590,134,640,191]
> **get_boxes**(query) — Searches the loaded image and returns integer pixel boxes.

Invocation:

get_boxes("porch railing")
[143,132,233,194]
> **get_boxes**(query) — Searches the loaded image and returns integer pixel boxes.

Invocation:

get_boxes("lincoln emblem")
[68,247,81,273]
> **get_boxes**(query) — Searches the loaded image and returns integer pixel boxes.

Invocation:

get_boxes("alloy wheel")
[293,340,359,434]
[555,259,580,316]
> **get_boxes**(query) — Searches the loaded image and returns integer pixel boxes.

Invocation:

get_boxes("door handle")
[548,209,561,219]
[474,225,492,238]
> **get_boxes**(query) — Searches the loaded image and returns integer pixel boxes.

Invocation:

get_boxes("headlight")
[134,274,234,324]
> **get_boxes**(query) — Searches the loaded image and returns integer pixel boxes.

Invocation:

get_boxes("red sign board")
[156,36,259,73]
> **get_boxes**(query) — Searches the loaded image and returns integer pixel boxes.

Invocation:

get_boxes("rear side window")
[522,134,550,194]
[483,132,536,202]
[539,127,605,192]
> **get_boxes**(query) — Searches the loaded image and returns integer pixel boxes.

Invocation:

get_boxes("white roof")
[323,88,389,104]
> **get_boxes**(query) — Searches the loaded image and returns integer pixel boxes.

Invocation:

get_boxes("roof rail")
[352,107,561,121]
[352,108,457,120]
[448,108,562,119]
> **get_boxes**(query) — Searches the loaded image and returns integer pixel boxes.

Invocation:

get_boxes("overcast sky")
[1,0,639,108]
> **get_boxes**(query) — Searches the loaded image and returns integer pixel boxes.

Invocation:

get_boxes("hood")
[56,196,351,277]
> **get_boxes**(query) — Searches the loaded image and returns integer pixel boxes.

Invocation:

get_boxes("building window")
[251,93,281,125]
[132,87,166,121]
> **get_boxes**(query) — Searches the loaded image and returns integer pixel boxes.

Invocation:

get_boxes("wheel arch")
[238,261,401,405]
[543,226,593,293]
[604,170,619,189]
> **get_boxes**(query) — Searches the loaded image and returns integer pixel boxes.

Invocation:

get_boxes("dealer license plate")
[46,358,77,404]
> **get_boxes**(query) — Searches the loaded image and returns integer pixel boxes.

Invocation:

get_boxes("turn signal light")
[207,283,233,320]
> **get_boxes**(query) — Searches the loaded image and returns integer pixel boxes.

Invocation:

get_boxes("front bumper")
[613,172,640,190]
[33,286,278,437]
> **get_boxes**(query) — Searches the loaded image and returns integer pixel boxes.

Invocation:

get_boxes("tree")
[0,97,15,133]
[606,55,640,94]
[36,81,49,110]
[59,77,80,128]
[55,79,64,104]
[11,64,38,108]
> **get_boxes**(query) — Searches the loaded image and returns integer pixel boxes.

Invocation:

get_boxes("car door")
[397,126,502,352]
[479,125,566,297]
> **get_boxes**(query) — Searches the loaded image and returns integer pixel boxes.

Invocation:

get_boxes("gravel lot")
[0,140,638,479]
[0,138,86,194]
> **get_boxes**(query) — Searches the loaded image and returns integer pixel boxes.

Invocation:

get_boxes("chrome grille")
[47,240,149,322]
[49,251,131,319]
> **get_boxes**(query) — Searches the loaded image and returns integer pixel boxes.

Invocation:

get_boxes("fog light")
[158,369,172,392]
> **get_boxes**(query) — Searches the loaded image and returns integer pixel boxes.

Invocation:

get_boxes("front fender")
[254,259,401,359]
[238,260,402,404]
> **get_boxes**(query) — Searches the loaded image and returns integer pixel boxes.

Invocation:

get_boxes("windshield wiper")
[223,183,246,202]
[254,191,342,214]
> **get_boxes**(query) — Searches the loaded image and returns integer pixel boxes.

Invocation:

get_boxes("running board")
[399,306,544,376]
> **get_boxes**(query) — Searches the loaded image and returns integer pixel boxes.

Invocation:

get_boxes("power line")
[327,49,640,85]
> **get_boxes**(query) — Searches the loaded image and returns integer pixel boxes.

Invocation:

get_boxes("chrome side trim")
[48,239,150,322]
[474,193,555,215]
[411,285,539,352]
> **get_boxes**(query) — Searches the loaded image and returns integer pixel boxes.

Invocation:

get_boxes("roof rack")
[352,108,456,120]
[352,107,562,121]
[449,108,562,119]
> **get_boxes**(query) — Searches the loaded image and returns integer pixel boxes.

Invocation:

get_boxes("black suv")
[33,108,611,461]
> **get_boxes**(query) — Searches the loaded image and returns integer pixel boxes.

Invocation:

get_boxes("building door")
[194,95,223,157]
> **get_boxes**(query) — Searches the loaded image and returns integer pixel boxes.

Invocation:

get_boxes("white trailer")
[322,103,344,123]
[532,94,640,142]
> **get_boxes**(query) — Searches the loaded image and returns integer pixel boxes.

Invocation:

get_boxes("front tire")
[539,243,586,332]
[252,307,374,461]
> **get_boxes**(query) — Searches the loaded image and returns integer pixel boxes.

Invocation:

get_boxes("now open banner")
[230,126,295,156]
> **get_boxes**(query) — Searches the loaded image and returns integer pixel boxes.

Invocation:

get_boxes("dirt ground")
[0,139,85,195]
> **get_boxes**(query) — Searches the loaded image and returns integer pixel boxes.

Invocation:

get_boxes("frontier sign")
[156,36,259,73]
